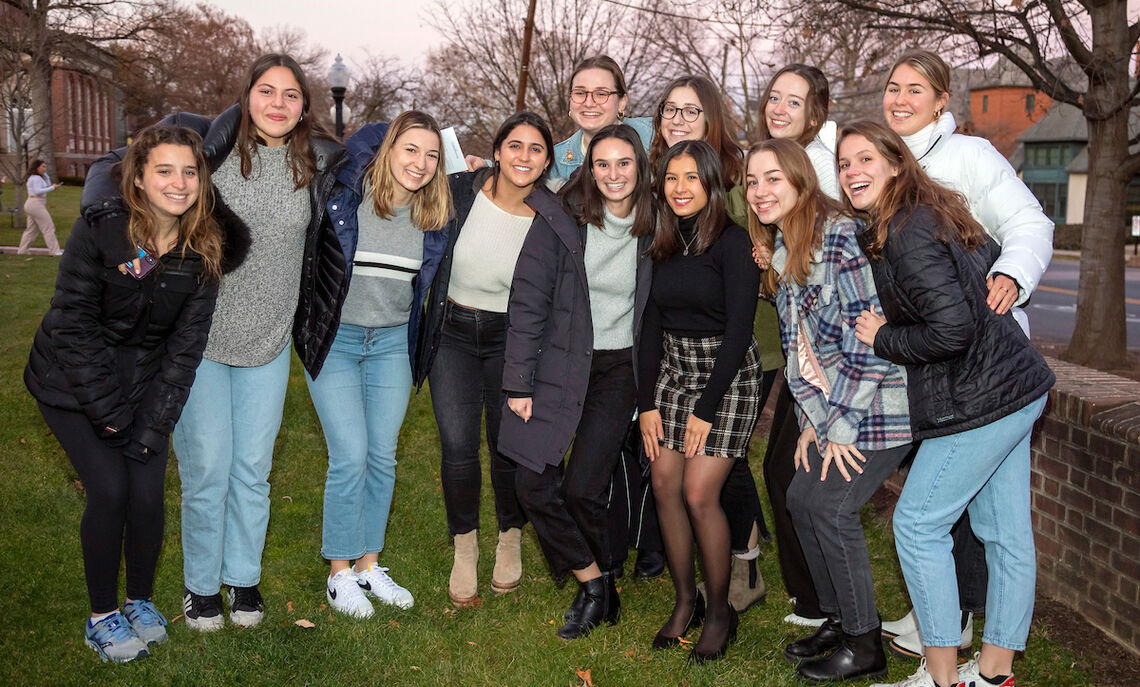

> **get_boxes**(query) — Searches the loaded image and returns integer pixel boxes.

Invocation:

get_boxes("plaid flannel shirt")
[772,215,912,450]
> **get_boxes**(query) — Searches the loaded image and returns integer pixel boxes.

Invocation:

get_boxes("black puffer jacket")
[25,207,246,460]
[862,205,1054,439]
[80,105,348,377]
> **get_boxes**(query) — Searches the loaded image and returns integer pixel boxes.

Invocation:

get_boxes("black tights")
[39,403,168,614]
[651,447,735,652]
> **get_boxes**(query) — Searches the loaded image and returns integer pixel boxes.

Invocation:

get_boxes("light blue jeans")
[172,346,291,595]
[893,394,1047,651]
[305,323,412,561]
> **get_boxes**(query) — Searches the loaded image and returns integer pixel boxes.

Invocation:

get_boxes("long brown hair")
[236,53,332,191]
[559,123,654,238]
[650,139,727,260]
[885,50,951,121]
[756,64,830,147]
[120,125,223,281]
[650,75,743,185]
[363,111,451,232]
[745,138,845,297]
[837,120,984,257]
[25,158,46,180]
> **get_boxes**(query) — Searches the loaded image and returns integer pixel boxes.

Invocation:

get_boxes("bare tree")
[350,52,419,125]
[0,0,163,177]
[826,0,1137,369]
[0,32,52,226]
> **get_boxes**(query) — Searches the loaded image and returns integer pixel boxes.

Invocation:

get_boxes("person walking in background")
[310,111,451,618]
[415,111,554,608]
[25,126,237,662]
[19,158,63,255]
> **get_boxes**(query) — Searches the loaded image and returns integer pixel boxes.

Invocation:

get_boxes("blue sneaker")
[85,612,149,663]
[123,599,168,644]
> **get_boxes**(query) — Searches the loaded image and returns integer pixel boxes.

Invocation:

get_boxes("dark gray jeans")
[786,441,913,635]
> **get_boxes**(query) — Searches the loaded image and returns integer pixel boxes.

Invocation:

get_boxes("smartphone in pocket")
[123,248,157,280]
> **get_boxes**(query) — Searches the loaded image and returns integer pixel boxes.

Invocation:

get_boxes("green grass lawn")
[0,194,1093,685]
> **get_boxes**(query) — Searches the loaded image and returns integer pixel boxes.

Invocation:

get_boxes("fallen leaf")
[19,438,26,444]
[286,601,294,612]
[390,620,401,627]
[294,619,315,629]
[410,666,420,671]
[282,495,293,502]
[466,640,477,646]
[576,668,593,686]
[624,650,634,657]
[319,604,327,610]
[677,636,693,646]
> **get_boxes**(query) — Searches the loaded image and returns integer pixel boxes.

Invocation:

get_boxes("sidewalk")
[1054,248,1140,267]
[0,246,61,255]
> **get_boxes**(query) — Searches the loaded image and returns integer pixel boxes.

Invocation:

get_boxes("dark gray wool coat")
[497,186,651,473]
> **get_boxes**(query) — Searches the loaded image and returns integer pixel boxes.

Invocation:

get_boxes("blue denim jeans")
[172,346,290,595]
[305,323,412,560]
[893,394,1047,651]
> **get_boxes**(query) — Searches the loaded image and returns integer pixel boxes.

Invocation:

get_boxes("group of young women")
[27,46,1054,687]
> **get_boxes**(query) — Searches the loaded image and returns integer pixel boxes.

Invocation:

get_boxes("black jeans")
[787,441,913,635]
[39,403,168,614]
[429,302,526,536]
[721,368,777,552]
[516,349,636,576]
[606,423,664,567]
[763,383,824,617]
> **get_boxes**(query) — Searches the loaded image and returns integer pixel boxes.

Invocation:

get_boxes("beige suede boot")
[726,554,766,612]
[491,527,522,592]
[449,530,479,607]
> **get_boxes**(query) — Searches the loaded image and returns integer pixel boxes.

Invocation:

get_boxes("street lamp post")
[328,54,350,139]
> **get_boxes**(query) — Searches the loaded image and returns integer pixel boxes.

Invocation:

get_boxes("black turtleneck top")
[637,214,760,421]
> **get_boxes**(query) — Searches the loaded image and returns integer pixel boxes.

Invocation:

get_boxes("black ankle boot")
[795,623,887,683]
[688,603,739,664]
[562,582,588,622]
[783,615,843,661]
[651,590,705,650]
[557,576,615,639]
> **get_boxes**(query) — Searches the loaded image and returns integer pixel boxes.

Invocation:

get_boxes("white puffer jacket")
[806,120,839,201]
[903,112,1053,306]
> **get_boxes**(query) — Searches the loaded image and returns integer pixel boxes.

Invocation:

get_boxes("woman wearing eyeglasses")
[649,75,782,613]
[551,55,654,181]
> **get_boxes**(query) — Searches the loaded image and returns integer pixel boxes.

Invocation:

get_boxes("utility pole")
[515,0,538,111]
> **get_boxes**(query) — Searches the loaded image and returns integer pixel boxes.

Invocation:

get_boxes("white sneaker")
[355,562,414,609]
[882,608,919,639]
[783,611,827,627]
[889,612,973,659]
[958,652,1015,686]
[326,568,374,618]
[870,658,939,687]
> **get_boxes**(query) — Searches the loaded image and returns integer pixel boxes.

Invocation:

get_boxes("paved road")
[1026,258,1140,347]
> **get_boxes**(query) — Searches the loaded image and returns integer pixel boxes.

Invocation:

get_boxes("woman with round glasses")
[552,55,654,181]
[650,74,782,614]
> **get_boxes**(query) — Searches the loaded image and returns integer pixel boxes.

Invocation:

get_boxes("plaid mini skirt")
[653,333,763,458]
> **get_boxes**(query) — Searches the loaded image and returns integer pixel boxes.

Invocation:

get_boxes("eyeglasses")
[570,88,618,104]
[660,103,703,123]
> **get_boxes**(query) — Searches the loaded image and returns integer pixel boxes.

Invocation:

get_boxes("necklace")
[677,225,698,256]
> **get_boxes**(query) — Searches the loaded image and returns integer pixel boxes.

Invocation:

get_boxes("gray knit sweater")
[203,145,310,366]
[585,208,638,350]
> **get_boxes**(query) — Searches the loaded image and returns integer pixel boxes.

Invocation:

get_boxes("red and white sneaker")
[957,653,1015,687]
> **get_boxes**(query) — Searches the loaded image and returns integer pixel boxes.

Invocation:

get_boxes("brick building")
[968,84,1054,158]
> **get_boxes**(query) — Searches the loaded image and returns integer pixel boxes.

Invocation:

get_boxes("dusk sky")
[220,0,480,72]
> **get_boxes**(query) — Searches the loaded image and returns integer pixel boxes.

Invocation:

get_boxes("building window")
[1026,93,1036,113]
[1029,182,1068,222]
[982,95,989,113]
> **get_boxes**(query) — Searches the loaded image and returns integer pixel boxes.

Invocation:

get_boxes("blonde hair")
[363,111,451,232]
[120,126,223,281]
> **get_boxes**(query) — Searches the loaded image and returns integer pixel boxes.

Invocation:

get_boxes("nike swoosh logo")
[328,587,337,600]
[358,581,371,591]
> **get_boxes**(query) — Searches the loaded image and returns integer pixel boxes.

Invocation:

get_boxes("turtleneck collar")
[598,206,636,239]
[677,213,699,238]
[901,120,937,160]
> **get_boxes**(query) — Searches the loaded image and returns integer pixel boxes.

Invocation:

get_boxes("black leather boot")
[634,549,665,579]
[783,614,843,661]
[562,582,588,622]
[795,623,888,683]
[557,576,616,639]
